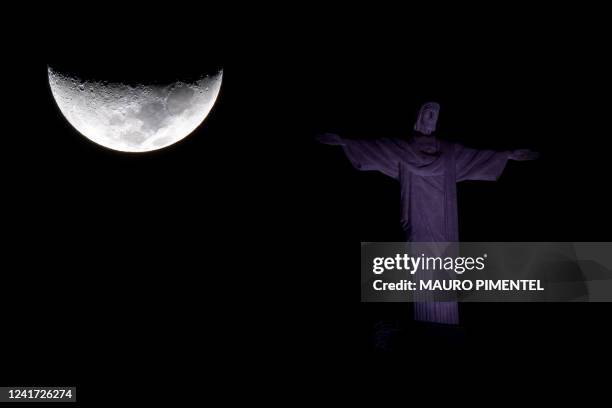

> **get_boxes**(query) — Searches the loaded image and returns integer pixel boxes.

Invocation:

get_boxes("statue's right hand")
[508,149,540,161]
[316,133,344,146]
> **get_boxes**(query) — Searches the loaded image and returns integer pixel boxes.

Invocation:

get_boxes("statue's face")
[414,102,440,135]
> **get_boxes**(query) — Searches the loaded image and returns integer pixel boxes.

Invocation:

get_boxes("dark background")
[2,1,611,400]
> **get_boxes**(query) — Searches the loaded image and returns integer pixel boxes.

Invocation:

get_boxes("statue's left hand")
[509,149,540,161]
[316,133,345,146]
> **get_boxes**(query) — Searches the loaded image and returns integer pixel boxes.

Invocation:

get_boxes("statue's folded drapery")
[340,135,509,324]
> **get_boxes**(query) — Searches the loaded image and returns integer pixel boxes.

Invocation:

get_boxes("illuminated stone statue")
[318,102,539,324]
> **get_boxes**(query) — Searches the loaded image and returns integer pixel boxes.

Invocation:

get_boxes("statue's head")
[414,102,440,135]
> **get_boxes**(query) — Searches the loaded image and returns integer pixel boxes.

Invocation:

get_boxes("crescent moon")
[48,66,222,153]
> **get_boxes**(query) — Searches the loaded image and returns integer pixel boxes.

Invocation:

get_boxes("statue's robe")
[340,134,509,324]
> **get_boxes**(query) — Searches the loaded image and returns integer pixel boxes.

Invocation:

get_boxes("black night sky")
[3,2,612,397]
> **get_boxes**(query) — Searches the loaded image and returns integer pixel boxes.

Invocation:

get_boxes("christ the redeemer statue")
[318,102,538,325]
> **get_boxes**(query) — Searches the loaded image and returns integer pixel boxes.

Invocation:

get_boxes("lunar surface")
[48,66,222,152]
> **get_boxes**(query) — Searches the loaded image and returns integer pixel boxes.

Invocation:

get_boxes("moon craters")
[48,67,222,152]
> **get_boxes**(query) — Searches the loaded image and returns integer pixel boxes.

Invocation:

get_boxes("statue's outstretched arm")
[316,133,399,179]
[316,132,345,146]
[508,149,540,161]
